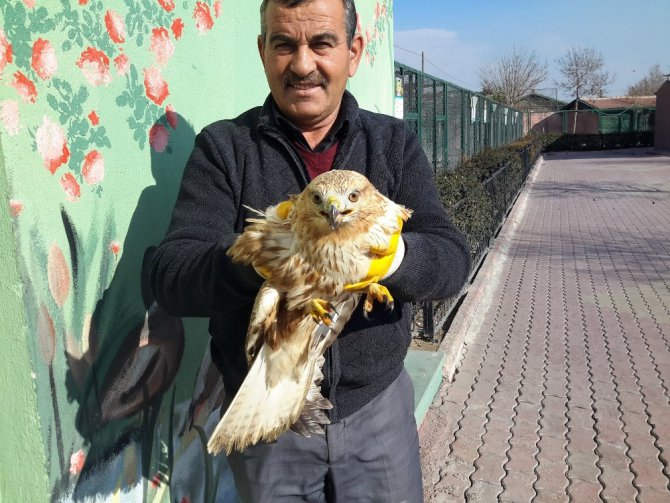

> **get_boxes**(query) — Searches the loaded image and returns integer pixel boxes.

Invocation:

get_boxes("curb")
[437,155,545,382]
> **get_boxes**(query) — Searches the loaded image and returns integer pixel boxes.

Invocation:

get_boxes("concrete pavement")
[420,149,670,502]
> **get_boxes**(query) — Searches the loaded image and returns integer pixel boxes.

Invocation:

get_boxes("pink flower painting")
[21,0,35,8]
[165,103,178,129]
[105,10,126,44]
[158,0,175,12]
[114,53,130,76]
[0,29,13,76]
[88,110,99,125]
[11,71,37,103]
[70,449,86,476]
[60,172,81,202]
[149,123,169,152]
[214,0,222,18]
[150,27,174,66]
[109,240,121,255]
[0,100,20,136]
[76,47,111,86]
[9,199,24,217]
[36,116,70,174]
[48,243,71,307]
[82,150,104,185]
[143,67,169,105]
[171,18,185,40]
[31,38,58,80]
[193,2,214,33]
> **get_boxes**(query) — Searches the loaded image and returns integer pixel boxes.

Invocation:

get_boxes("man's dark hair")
[260,0,358,47]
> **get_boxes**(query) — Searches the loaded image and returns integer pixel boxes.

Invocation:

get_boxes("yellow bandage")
[344,217,405,290]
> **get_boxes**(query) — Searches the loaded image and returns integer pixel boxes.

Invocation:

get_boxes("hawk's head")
[294,170,384,234]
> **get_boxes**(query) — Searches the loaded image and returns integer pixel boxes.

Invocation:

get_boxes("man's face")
[258,0,364,130]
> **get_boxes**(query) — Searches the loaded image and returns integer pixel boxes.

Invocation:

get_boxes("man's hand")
[344,217,406,292]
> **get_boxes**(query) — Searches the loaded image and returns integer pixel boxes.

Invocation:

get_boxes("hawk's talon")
[310,299,335,326]
[362,283,395,313]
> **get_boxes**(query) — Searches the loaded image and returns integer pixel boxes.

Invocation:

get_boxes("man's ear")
[348,33,364,78]
[257,34,266,66]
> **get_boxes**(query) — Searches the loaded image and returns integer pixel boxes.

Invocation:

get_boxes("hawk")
[207,170,412,455]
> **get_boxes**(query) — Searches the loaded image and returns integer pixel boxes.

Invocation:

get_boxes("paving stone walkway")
[420,149,670,502]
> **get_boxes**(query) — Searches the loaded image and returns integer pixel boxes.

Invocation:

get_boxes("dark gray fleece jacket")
[149,91,470,421]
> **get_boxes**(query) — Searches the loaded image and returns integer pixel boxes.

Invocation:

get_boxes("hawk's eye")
[348,190,360,203]
[312,193,322,205]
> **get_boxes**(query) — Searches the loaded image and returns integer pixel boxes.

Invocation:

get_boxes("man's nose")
[289,45,317,77]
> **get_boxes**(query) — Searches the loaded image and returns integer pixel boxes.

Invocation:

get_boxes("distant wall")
[0,1,393,501]
[655,82,670,151]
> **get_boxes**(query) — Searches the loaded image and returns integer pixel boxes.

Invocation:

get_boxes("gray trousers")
[225,368,424,503]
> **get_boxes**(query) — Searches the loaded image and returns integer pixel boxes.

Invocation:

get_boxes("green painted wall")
[0,0,393,501]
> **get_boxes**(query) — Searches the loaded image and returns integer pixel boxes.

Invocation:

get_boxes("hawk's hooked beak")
[326,197,340,230]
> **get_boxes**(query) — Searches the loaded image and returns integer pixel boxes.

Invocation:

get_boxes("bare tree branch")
[627,63,667,96]
[478,47,548,106]
[555,46,615,100]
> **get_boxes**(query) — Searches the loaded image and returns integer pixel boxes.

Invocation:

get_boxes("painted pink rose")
[149,123,169,152]
[48,243,71,307]
[114,53,130,75]
[143,67,169,105]
[165,103,178,129]
[158,0,175,12]
[105,10,126,44]
[82,150,104,185]
[88,110,99,125]
[171,18,184,40]
[31,38,58,80]
[109,240,121,255]
[0,100,20,136]
[76,47,111,86]
[36,116,70,174]
[193,2,214,33]
[214,0,222,18]
[0,29,13,76]
[150,27,174,66]
[79,0,88,5]
[60,172,81,202]
[70,449,86,476]
[37,305,56,364]
[9,199,24,217]
[11,71,37,103]
[22,0,35,8]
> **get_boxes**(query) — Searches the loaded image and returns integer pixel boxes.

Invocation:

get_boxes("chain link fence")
[530,107,656,134]
[395,62,524,172]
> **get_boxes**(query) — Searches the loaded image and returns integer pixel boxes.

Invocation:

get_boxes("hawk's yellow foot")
[363,283,394,313]
[310,299,335,326]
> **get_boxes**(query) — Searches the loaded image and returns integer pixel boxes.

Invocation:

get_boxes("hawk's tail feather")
[207,340,312,455]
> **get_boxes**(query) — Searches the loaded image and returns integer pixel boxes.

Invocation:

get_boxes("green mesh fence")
[395,62,524,173]
[532,107,656,134]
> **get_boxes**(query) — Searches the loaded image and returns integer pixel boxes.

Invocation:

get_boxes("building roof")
[517,92,567,112]
[581,96,656,109]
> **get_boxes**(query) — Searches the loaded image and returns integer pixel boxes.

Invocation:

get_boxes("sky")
[392,0,670,100]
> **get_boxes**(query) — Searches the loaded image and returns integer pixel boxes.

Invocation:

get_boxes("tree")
[478,47,548,106]
[628,63,667,96]
[555,46,614,100]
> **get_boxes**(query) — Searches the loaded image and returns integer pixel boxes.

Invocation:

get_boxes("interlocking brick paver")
[420,150,670,502]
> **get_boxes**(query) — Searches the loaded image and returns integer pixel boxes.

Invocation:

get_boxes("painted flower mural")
[76,47,112,86]
[35,116,70,174]
[0,1,391,501]
[12,71,37,102]
[31,38,58,80]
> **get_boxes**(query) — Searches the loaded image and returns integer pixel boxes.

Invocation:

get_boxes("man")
[150,0,470,501]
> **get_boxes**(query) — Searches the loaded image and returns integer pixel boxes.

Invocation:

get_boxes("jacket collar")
[257,90,361,150]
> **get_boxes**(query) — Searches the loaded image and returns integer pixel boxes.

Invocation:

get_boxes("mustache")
[282,71,328,88]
